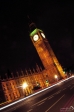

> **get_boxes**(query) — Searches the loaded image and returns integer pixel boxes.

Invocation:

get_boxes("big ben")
[29,22,66,82]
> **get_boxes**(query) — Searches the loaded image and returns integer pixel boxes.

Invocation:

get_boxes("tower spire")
[29,21,66,81]
[27,15,36,32]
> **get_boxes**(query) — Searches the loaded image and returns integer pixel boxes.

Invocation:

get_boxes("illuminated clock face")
[33,34,39,41]
[41,32,45,38]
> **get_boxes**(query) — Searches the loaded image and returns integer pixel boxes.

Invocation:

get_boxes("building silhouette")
[29,22,65,81]
[0,22,66,104]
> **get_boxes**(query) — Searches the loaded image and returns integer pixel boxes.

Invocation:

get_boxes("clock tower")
[29,22,66,82]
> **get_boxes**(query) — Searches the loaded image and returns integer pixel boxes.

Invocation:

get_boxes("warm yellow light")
[54,75,58,79]
[22,83,28,89]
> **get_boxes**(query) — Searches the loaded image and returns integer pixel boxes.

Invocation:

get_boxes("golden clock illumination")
[33,34,39,41]
[41,32,45,38]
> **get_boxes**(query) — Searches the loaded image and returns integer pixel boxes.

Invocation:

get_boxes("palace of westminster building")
[0,22,66,104]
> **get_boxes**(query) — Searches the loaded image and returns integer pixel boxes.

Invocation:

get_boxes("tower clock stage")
[29,22,66,83]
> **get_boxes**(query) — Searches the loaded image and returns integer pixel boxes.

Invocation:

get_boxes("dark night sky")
[0,1,74,76]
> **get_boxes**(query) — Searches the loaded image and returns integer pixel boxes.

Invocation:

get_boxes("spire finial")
[27,15,36,32]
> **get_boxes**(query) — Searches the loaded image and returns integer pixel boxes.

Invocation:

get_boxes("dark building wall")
[0,81,5,103]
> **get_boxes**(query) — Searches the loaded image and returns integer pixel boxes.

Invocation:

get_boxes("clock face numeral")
[41,32,45,38]
[33,34,39,41]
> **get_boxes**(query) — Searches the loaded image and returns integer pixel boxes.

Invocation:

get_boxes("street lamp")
[54,75,58,81]
[22,82,28,96]
[22,82,28,89]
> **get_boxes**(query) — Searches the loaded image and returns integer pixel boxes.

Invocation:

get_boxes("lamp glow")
[54,75,58,79]
[22,83,28,89]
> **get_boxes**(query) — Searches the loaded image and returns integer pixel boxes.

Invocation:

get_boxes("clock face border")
[41,32,45,38]
[33,34,39,41]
